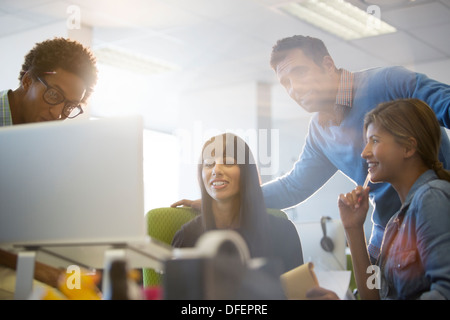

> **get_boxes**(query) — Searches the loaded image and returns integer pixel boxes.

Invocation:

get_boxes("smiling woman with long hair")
[355,99,450,299]
[172,133,303,274]
[308,99,450,300]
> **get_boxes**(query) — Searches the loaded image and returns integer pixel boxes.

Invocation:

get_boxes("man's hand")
[170,199,201,212]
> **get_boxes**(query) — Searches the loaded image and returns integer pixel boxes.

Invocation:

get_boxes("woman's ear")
[404,137,418,159]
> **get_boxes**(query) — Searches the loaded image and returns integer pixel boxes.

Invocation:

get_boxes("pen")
[362,172,371,189]
[358,172,371,204]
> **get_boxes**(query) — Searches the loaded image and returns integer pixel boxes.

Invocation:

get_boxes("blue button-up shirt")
[378,170,450,299]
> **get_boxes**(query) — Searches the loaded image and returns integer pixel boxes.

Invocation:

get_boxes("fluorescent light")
[277,0,397,40]
[94,46,179,75]
[363,0,413,6]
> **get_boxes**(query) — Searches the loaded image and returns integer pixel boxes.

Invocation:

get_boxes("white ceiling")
[1,0,449,92]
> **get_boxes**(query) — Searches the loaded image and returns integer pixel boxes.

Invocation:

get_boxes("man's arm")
[386,66,450,128]
[262,136,337,209]
[414,72,450,128]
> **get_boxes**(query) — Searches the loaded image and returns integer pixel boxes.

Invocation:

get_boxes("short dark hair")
[270,35,331,70]
[19,37,98,103]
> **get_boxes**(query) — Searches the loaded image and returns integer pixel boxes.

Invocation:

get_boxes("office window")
[143,129,180,213]
[91,63,181,214]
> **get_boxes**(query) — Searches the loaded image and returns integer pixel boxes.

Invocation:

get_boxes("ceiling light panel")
[94,46,179,75]
[276,0,397,40]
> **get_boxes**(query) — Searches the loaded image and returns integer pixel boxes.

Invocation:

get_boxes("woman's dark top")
[172,214,303,274]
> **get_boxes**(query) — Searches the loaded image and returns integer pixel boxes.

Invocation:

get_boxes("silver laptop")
[0,116,147,252]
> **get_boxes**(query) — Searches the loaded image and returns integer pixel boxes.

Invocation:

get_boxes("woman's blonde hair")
[364,98,450,182]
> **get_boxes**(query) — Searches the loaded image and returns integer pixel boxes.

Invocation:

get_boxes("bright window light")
[278,0,397,40]
[143,129,180,213]
[89,63,181,214]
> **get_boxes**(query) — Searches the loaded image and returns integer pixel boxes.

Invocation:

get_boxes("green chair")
[142,207,197,287]
[142,207,288,287]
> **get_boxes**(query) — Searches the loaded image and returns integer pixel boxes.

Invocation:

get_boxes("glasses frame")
[36,76,84,119]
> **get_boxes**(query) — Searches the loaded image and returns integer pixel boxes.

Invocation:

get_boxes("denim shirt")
[378,170,450,299]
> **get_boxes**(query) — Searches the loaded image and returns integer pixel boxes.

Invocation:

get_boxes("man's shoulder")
[354,65,410,78]
[353,66,417,94]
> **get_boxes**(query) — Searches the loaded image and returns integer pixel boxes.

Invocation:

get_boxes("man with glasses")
[0,37,98,299]
[1,37,97,126]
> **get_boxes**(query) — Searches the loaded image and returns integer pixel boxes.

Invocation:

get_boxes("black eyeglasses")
[36,76,84,119]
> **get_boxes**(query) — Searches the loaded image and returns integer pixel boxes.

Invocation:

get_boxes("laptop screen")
[0,116,146,248]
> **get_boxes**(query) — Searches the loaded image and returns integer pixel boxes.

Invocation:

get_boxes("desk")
[7,237,172,299]
[6,230,256,300]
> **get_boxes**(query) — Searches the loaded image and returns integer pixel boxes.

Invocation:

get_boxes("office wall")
[0,22,67,90]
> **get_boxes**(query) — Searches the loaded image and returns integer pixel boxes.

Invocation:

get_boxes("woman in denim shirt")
[308,99,450,300]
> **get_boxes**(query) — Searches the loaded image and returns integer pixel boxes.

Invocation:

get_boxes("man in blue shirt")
[263,35,450,262]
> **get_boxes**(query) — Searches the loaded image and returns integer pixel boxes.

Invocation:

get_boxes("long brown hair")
[198,133,271,258]
[364,98,450,182]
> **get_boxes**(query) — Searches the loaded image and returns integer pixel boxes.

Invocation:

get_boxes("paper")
[280,262,319,300]
[314,270,351,300]
[280,262,352,300]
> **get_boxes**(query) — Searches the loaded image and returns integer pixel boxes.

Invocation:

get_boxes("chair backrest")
[266,208,288,220]
[142,207,288,287]
[146,207,198,244]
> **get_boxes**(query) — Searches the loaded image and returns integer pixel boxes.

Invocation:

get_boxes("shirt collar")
[317,69,354,128]
[401,169,438,209]
[335,68,354,108]
[0,90,13,126]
